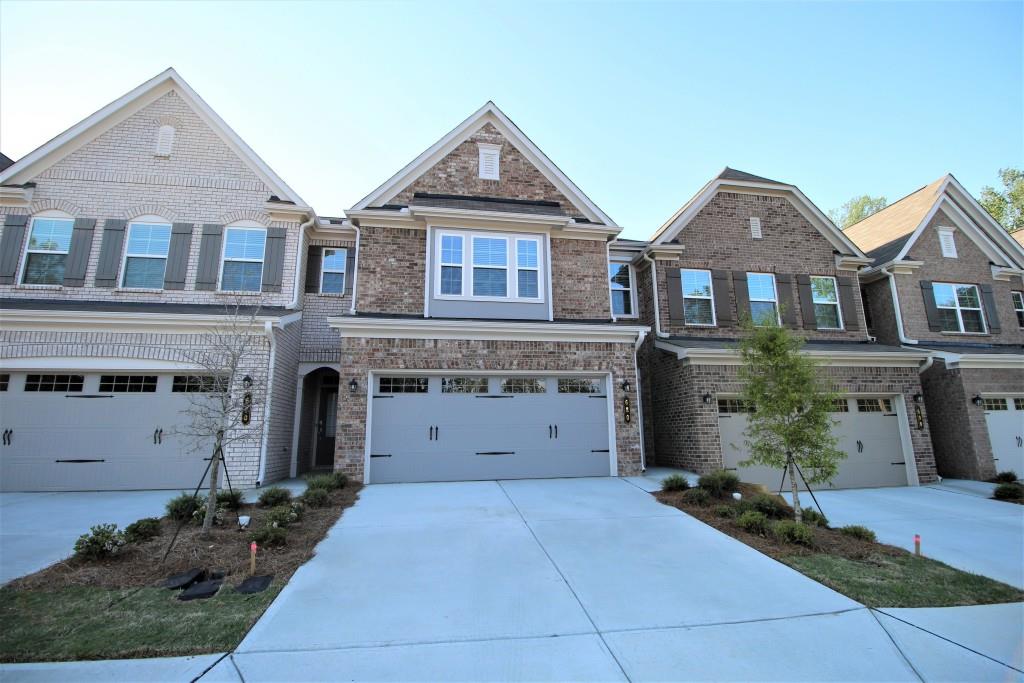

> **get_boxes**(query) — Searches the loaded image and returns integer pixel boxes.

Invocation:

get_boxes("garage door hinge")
[55,459,105,463]
[476,451,514,456]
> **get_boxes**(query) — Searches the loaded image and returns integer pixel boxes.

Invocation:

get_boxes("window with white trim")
[682,269,715,326]
[436,231,544,302]
[172,375,227,393]
[857,398,893,413]
[501,378,546,394]
[441,377,488,394]
[379,377,428,394]
[747,272,779,325]
[1012,291,1024,328]
[558,378,602,394]
[609,262,634,316]
[320,248,347,294]
[938,228,957,258]
[99,375,158,393]
[25,374,84,392]
[472,236,507,297]
[22,212,74,285]
[122,217,171,289]
[810,276,843,330]
[933,282,986,333]
[439,234,463,295]
[220,225,266,292]
[478,143,500,180]
[0,374,9,391]
[516,239,539,298]
[981,398,1008,411]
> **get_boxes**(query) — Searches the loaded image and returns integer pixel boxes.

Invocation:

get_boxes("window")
[472,236,508,297]
[558,378,602,394]
[830,398,850,413]
[1013,292,1024,328]
[172,375,227,393]
[437,231,543,302]
[718,398,753,414]
[857,398,893,413]
[439,235,463,296]
[933,283,986,333]
[501,378,546,394]
[220,226,266,292]
[155,124,175,156]
[441,377,488,394]
[320,248,347,294]
[981,398,1008,411]
[749,217,763,239]
[609,262,634,316]
[478,143,500,180]
[1015,398,1024,411]
[682,269,715,326]
[22,214,74,285]
[122,219,171,289]
[747,273,779,325]
[99,375,158,393]
[0,374,8,391]
[378,377,428,394]
[938,228,957,258]
[810,276,843,330]
[25,374,84,392]
[516,239,539,298]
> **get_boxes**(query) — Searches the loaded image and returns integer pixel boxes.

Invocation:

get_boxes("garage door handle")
[475,395,513,399]
[476,451,514,456]
[2,429,9,445]
[857,440,863,453]
[549,425,552,439]
[890,461,905,466]
[554,425,558,439]
[56,459,105,463]
[592,449,609,453]
[157,429,163,445]
[370,453,392,458]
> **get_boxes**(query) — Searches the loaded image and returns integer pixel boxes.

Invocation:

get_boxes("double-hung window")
[122,219,171,289]
[933,282,986,333]
[1013,291,1024,328]
[220,226,266,292]
[320,248,347,294]
[437,230,543,302]
[609,262,634,316]
[439,235,464,295]
[22,214,74,285]
[747,272,779,325]
[682,269,715,325]
[516,239,539,298]
[810,276,843,329]
[472,236,508,297]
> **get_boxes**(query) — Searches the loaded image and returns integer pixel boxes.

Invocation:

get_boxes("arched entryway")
[296,367,340,475]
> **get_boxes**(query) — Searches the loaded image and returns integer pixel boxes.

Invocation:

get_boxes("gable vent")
[155,124,175,157]
[938,228,957,258]
[478,143,500,180]
[749,217,763,239]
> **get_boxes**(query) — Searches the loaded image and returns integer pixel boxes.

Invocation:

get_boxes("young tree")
[979,167,1024,233]
[829,195,888,230]
[736,318,844,521]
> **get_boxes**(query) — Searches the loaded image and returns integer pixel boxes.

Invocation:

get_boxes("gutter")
[641,252,668,338]
[289,212,318,310]
[349,222,360,315]
[607,240,617,322]
[880,266,936,374]
[633,328,648,471]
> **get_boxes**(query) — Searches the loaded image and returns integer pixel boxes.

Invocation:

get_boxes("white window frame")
[120,215,172,290]
[608,260,637,318]
[1012,291,1024,329]
[810,275,844,330]
[219,222,267,293]
[747,272,781,325]
[938,227,957,258]
[478,143,501,180]
[320,247,348,294]
[433,229,545,303]
[681,268,716,327]
[933,281,987,334]
[20,210,75,285]
[437,233,464,296]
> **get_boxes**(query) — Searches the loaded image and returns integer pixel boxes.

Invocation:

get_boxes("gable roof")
[1013,230,1024,248]
[716,167,783,184]
[350,102,617,227]
[843,178,945,253]
[0,153,14,172]
[0,68,308,207]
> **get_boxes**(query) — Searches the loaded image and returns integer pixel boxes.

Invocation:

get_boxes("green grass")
[0,584,280,662]
[782,553,1024,608]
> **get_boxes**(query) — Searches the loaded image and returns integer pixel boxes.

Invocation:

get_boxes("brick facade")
[550,237,612,320]
[353,225,426,316]
[300,238,355,364]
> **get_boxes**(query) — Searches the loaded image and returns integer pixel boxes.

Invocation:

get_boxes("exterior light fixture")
[349,378,359,394]
[242,375,253,389]
[971,394,983,406]
[621,379,631,393]
[913,392,923,404]
[702,393,713,404]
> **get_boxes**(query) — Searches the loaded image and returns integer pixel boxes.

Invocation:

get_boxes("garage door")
[983,397,1024,476]
[719,397,909,490]
[368,375,612,483]
[0,372,215,492]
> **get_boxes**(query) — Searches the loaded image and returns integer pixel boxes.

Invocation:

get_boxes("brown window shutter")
[666,268,684,322]
[305,246,323,293]
[0,214,29,284]
[979,284,1001,334]
[837,276,860,331]
[711,270,733,327]
[344,248,356,296]
[163,223,194,290]
[776,274,798,328]
[796,275,817,329]
[94,219,127,288]
[195,224,223,291]
[732,272,750,323]
[261,227,287,293]
[920,281,943,331]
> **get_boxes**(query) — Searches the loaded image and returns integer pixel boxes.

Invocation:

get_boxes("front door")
[315,386,338,469]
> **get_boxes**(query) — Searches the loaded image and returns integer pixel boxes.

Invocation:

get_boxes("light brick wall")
[300,239,354,364]
[263,319,301,483]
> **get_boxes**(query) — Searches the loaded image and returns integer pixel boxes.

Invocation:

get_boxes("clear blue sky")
[2,1,1020,239]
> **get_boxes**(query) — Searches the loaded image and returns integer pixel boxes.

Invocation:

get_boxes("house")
[846,176,1024,480]
[618,169,941,489]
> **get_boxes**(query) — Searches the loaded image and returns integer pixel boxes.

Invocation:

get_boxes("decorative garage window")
[320,248,347,294]
[609,262,635,317]
[436,231,544,303]
[172,375,227,393]
[379,377,428,394]
[856,398,893,413]
[501,378,546,394]
[1015,398,1024,410]
[830,399,850,412]
[122,219,172,289]
[99,375,158,393]
[718,398,754,414]
[682,269,715,326]
[0,374,8,391]
[25,374,84,392]
[811,276,843,330]
[558,378,602,394]
[932,283,986,333]
[22,213,74,285]
[220,225,266,292]
[441,377,488,394]
[981,398,1008,411]
[746,273,780,326]
[1013,292,1024,328]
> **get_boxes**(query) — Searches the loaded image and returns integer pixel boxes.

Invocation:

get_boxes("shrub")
[329,472,349,489]
[217,489,245,510]
[305,474,336,491]
[681,488,711,507]
[714,504,736,518]
[74,524,127,559]
[166,492,201,521]
[258,486,292,507]
[993,482,1024,501]
[839,525,877,542]
[191,501,229,527]
[249,525,287,548]
[301,487,331,508]
[750,493,789,520]
[736,510,770,535]
[771,520,814,546]
[661,474,691,492]
[800,507,829,528]
[263,503,303,528]
[698,470,740,498]
[994,471,1019,483]
[124,517,161,543]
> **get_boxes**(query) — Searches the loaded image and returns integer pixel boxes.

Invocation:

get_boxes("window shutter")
[344,248,356,296]
[195,224,224,291]
[939,230,957,258]
[94,219,127,288]
[796,275,817,330]
[711,270,733,327]
[920,281,943,332]
[304,245,322,293]
[666,268,685,321]
[261,227,287,293]
[980,284,1001,334]
[837,276,860,331]
[163,223,194,290]
[0,214,29,284]
[776,274,798,328]
[732,272,750,322]
[749,217,762,239]
[62,218,96,287]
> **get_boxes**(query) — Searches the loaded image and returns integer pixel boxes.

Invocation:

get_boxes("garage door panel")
[985,399,1024,475]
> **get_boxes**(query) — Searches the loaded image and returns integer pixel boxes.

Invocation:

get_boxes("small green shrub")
[698,470,741,498]
[772,520,814,546]
[191,501,229,526]
[714,504,736,518]
[165,492,201,521]
[801,507,829,528]
[263,503,303,528]
[661,474,691,492]
[733,499,754,515]
[329,472,349,489]
[258,486,292,507]
[993,482,1024,501]
[216,489,245,510]
[124,517,161,543]
[301,487,331,508]
[74,524,127,559]
[736,510,770,535]
[681,488,711,506]
[750,493,789,519]
[839,525,877,542]
[305,474,336,491]
[249,525,287,547]
[994,471,1019,484]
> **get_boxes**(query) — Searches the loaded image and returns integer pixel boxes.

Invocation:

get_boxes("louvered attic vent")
[478,143,500,180]
[938,228,957,258]
[155,124,175,156]
[749,217,763,239]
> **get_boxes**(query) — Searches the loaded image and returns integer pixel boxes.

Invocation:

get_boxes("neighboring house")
[0,154,14,173]
[615,169,940,489]
[846,176,1024,480]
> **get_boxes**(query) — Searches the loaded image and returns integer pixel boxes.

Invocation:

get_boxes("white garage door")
[368,375,612,483]
[719,397,909,490]
[983,397,1024,476]
[0,372,215,492]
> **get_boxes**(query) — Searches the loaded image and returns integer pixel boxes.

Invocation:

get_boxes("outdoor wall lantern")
[971,394,983,406]
[348,378,359,394]
[912,392,923,404]
[702,393,713,404]
[242,375,253,389]
[621,379,631,393]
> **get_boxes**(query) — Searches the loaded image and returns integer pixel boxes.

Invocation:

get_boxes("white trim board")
[1,309,302,335]
[654,340,930,368]
[0,357,202,371]
[328,317,648,344]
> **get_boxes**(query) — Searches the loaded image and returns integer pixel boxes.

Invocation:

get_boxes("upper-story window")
[478,143,500,180]
[435,230,544,302]
[321,248,348,294]
[682,269,715,326]
[747,272,780,325]
[938,227,957,258]
[933,282,985,333]
[1013,291,1024,328]
[810,276,843,330]
[21,211,74,285]
[122,216,171,289]
[220,223,266,292]
[609,262,635,317]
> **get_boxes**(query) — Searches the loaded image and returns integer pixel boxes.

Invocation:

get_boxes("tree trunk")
[202,433,223,535]
[787,452,803,523]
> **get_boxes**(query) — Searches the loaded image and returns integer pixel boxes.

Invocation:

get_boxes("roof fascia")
[892,177,951,262]
[944,176,1024,269]
[654,340,929,368]
[327,316,648,344]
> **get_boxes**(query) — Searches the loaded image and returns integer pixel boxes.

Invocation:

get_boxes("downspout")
[642,252,668,337]
[633,328,648,470]
[256,320,276,486]
[289,213,318,310]
[881,266,935,374]
[349,223,361,315]
[607,240,617,322]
